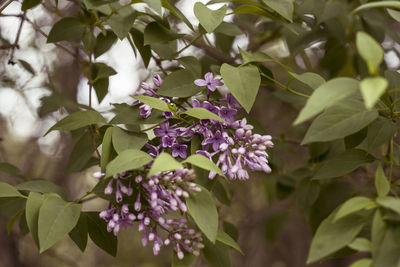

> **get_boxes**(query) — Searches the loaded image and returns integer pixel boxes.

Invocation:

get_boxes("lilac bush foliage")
[95,73,273,259]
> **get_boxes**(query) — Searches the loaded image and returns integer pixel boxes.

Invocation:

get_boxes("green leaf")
[111,127,147,153]
[66,130,99,173]
[143,21,181,45]
[172,251,197,267]
[220,63,261,113]
[312,149,375,180]
[215,22,244,36]
[186,185,218,242]
[47,18,85,43]
[350,258,372,267]
[194,2,227,33]
[334,196,374,223]
[26,192,44,247]
[217,230,243,254]
[372,225,400,266]
[296,179,320,212]
[366,117,397,152]
[130,28,151,68]
[0,162,22,178]
[353,1,400,13]
[46,110,106,134]
[161,0,193,30]
[348,237,371,252]
[0,197,26,217]
[85,211,117,256]
[94,31,117,58]
[7,209,23,234]
[182,108,228,124]
[92,63,117,80]
[158,69,201,97]
[376,196,400,215]
[294,78,360,125]
[0,182,24,198]
[93,78,109,103]
[16,179,67,199]
[18,59,35,75]
[289,72,325,90]
[38,195,81,252]
[82,31,96,52]
[356,32,384,75]
[22,0,41,10]
[101,127,114,173]
[110,104,166,125]
[183,154,224,176]
[106,149,152,177]
[144,0,162,14]
[107,5,136,39]
[388,8,400,22]
[307,212,365,264]
[212,180,230,206]
[202,239,231,267]
[360,77,388,109]
[69,213,88,252]
[262,0,294,22]
[375,164,390,197]
[178,56,202,77]
[302,98,378,144]
[131,95,170,111]
[148,153,183,177]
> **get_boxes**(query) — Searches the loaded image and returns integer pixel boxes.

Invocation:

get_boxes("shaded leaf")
[158,69,201,97]
[16,179,67,199]
[217,230,243,254]
[47,18,85,43]
[85,211,117,256]
[0,182,24,198]
[186,185,218,242]
[69,213,88,252]
[375,164,390,197]
[312,149,375,180]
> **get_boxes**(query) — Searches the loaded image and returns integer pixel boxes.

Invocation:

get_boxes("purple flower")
[161,136,175,148]
[194,72,223,92]
[202,130,225,151]
[140,104,152,118]
[202,101,219,114]
[221,93,241,108]
[219,107,237,123]
[154,122,178,137]
[172,143,188,159]
[153,75,162,87]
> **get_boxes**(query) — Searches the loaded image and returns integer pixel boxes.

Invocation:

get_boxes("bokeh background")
[1,0,399,266]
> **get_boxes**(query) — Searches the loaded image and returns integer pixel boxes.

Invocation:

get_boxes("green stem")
[390,137,394,183]
[140,124,161,132]
[75,191,94,203]
[259,72,310,98]
[175,33,204,56]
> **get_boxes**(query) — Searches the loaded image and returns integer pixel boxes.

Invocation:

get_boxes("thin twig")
[8,11,26,65]
[0,0,13,14]
[87,51,102,159]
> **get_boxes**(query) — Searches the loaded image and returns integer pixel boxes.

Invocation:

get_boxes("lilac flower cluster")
[132,72,273,180]
[95,72,273,259]
[96,169,203,258]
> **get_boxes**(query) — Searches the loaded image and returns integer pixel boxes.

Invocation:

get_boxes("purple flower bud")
[104,180,113,195]
[153,75,162,87]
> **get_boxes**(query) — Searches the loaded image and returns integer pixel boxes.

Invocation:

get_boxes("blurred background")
[1,0,399,266]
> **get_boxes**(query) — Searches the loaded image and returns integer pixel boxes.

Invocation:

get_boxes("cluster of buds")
[97,168,203,258]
